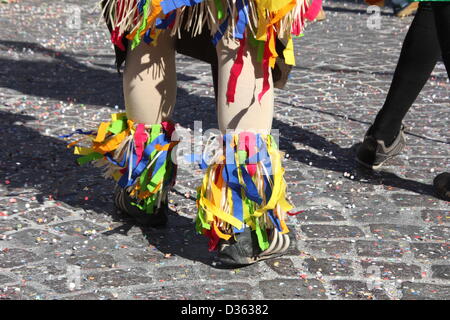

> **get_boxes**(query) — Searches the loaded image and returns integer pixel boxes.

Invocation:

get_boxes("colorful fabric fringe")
[67,113,177,214]
[100,0,322,102]
[195,132,293,252]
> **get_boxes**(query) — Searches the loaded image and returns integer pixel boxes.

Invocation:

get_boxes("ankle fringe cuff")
[67,113,177,214]
[195,133,293,251]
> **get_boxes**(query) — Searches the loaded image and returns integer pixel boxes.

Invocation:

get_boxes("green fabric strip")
[269,134,279,150]
[139,125,162,193]
[131,124,167,214]
[257,41,265,63]
[108,119,127,135]
[77,152,103,165]
[131,0,150,50]
[196,207,211,232]
[145,125,166,195]
[248,35,258,48]
[237,150,247,165]
[254,218,269,251]
[214,0,225,19]
[248,35,265,63]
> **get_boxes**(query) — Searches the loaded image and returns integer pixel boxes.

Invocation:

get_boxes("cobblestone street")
[0,0,448,300]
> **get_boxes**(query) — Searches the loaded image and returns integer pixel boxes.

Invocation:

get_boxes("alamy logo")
[367,5,381,30]
[65,5,82,30]
[66,265,82,291]
[366,265,402,299]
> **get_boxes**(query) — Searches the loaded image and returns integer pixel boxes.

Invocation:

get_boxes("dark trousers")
[372,2,450,145]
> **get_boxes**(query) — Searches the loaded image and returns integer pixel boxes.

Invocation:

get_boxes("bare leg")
[123,30,177,124]
[216,37,274,134]
[195,35,292,266]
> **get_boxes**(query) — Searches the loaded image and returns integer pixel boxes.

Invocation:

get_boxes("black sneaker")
[114,186,168,227]
[356,125,406,170]
[433,172,450,201]
[216,228,290,267]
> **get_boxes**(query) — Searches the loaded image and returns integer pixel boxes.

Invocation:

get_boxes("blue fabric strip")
[156,11,177,29]
[143,29,153,43]
[240,165,263,205]
[118,134,167,188]
[234,0,249,39]
[105,151,128,168]
[212,9,231,46]
[59,129,94,139]
[138,0,147,13]
[160,0,205,15]
[257,134,273,176]
[222,135,244,233]
[268,210,282,232]
[183,154,208,170]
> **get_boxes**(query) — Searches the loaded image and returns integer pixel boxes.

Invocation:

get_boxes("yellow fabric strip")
[155,142,178,151]
[255,1,297,41]
[111,113,126,122]
[213,222,232,240]
[74,146,95,156]
[279,195,293,212]
[255,7,268,41]
[93,129,129,154]
[199,197,243,230]
[202,168,215,223]
[283,37,296,66]
[126,0,162,41]
[211,173,223,209]
[253,137,292,218]
[93,122,111,143]
[270,1,297,25]
[67,137,88,149]
[268,28,278,68]
[256,0,295,11]
[280,219,290,234]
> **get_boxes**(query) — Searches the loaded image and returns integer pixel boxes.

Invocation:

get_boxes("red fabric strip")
[305,0,323,21]
[258,32,272,103]
[204,227,220,252]
[287,210,305,216]
[239,132,257,176]
[134,123,148,164]
[226,37,247,103]
[161,121,175,137]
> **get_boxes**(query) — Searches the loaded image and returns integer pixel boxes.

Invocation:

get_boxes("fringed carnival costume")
[67,0,322,265]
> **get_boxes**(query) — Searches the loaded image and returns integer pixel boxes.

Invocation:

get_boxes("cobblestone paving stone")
[0,0,449,300]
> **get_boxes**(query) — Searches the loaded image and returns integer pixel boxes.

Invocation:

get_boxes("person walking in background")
[356,0,450,201]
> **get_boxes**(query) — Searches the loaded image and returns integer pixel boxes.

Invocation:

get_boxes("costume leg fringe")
[195,132,293,252]
[67,112,177,214]
[99,0,321,51]
[99,0,321,101]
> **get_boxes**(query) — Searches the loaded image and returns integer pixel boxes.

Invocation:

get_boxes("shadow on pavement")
[273,117,437,197]
[0,40,198,108]
[140,211,216,266]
